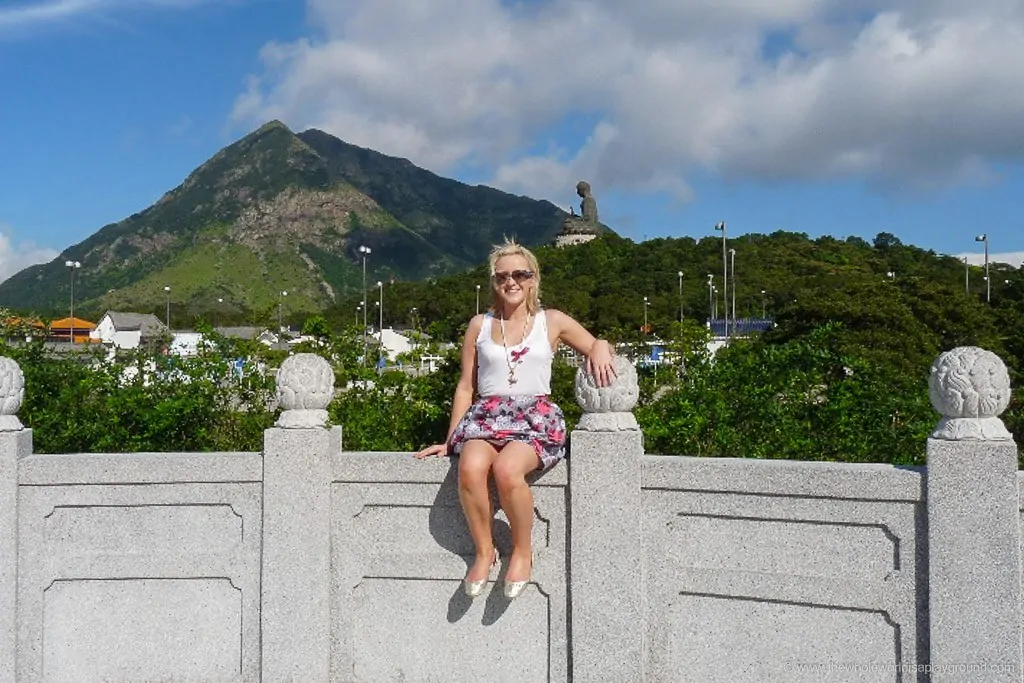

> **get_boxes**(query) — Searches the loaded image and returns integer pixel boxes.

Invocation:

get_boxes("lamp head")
[975,234,987,242]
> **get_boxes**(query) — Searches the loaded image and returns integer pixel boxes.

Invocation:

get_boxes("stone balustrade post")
[927,347,1021,680]
[260,354,340,683]
[569,356,644,683]
[0,357,30,683]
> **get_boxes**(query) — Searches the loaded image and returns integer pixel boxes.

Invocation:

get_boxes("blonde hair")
[488,239,541,315]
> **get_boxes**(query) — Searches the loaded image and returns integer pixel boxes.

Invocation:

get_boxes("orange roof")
[49,317,97,331]
[2,317,46,329]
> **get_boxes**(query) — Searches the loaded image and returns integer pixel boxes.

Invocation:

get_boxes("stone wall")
[0,348,1020,682]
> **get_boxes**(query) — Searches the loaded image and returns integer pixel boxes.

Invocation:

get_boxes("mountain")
[0,121,572,318]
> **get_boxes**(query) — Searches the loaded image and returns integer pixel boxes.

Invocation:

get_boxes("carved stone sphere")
[929,346,1011,419]
[575,355,638,414]
[0,356,24,416]
[276,354,335,411]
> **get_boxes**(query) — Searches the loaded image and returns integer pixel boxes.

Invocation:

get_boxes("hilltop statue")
[554,180,601,248]
[576,181,598,224]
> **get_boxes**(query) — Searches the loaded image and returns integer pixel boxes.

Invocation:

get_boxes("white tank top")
[475,310,554,397]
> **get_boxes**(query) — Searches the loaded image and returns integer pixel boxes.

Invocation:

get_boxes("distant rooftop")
[215,326,264,340]
[707,318,775,337]
[102,311,166,336]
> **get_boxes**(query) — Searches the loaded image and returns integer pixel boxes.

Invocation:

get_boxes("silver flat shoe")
[503,551,533,600]
[464,549,498,597]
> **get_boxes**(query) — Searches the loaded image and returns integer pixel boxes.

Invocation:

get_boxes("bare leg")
[492,442,541,582]
[458,439,499,581]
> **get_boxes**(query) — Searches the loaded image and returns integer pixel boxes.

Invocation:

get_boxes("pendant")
[508,370,518,384]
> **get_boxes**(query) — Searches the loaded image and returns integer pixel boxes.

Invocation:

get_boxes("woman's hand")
[414,443,449,459]
[586,339,616,387]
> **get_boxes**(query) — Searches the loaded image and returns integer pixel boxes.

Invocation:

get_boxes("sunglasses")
[491,270,535,285]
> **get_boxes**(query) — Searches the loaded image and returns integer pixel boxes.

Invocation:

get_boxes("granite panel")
[330,459,569,683]
[641,461,927,683]
[42,578,241,683]
[648,595,899,683]
[350,578,549,683]
[17,481,261,682]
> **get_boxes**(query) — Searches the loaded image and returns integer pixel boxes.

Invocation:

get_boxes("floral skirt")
[449,395,566,472]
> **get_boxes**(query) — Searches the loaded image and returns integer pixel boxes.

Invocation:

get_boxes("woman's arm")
[415,315,482,458]
[446,315,482,443]
[546,309,615,387]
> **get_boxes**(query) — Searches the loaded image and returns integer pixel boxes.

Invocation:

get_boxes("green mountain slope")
[0,121,572,318]
[298,129,568,266]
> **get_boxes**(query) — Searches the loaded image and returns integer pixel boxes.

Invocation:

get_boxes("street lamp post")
[65,260,81,344]
[278,290,287,339]
[964,257,969,296]
[358,246,372,357]
[377,281,384,353]
[975,234,989,302]
[476,284,481,316]
[163,286,171,332]
[714,222,728,337]
[643,296,649,331]
[728,248,736,324]
[706,274,714,321]
[677,270,684,323]
[761,289,766,318]
[216,297,224,329]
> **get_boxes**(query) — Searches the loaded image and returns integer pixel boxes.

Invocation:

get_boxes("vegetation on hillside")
[1,230,1020,464]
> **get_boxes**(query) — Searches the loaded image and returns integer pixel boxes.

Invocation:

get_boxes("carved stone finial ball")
[0,356,25,431]
[929,346,1013,441]
[929,347,1011,419]
[575,355,638,414]
[0,357,24,415]
[276,354,334,412]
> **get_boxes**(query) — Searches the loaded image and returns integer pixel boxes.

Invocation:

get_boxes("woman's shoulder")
[466,313,488,337]
[541,308,569,327]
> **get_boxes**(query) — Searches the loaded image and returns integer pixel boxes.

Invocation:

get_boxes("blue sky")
[1,0,1023,283]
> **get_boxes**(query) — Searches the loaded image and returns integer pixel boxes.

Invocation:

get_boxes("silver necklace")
[499,312,531,385]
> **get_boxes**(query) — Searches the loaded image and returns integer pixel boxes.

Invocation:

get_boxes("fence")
[0,347,1019,682]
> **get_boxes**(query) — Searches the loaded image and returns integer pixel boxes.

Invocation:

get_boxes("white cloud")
[957,252,1024,268]
[230,1,1024,203]
[0,0,218,32]
[0,226,58,285]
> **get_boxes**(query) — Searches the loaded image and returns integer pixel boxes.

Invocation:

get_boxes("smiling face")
[489,249,541,315]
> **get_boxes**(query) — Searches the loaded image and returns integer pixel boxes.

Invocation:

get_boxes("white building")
[169,332,204,357]
[378,328,415,360]
[90,312,168,350]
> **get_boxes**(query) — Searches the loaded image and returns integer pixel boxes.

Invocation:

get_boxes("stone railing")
[0,347,1020,682]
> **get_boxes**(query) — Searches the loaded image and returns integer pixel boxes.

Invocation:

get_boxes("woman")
[415,240,614,599]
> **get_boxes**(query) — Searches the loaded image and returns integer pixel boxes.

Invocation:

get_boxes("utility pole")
[728,248,736,323]
[715,222,728,337]
[975,234,990,302]
[677,270,684,323]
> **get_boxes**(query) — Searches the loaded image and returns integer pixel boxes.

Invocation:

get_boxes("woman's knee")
[458,442,494,490]
[492,449,535,492]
